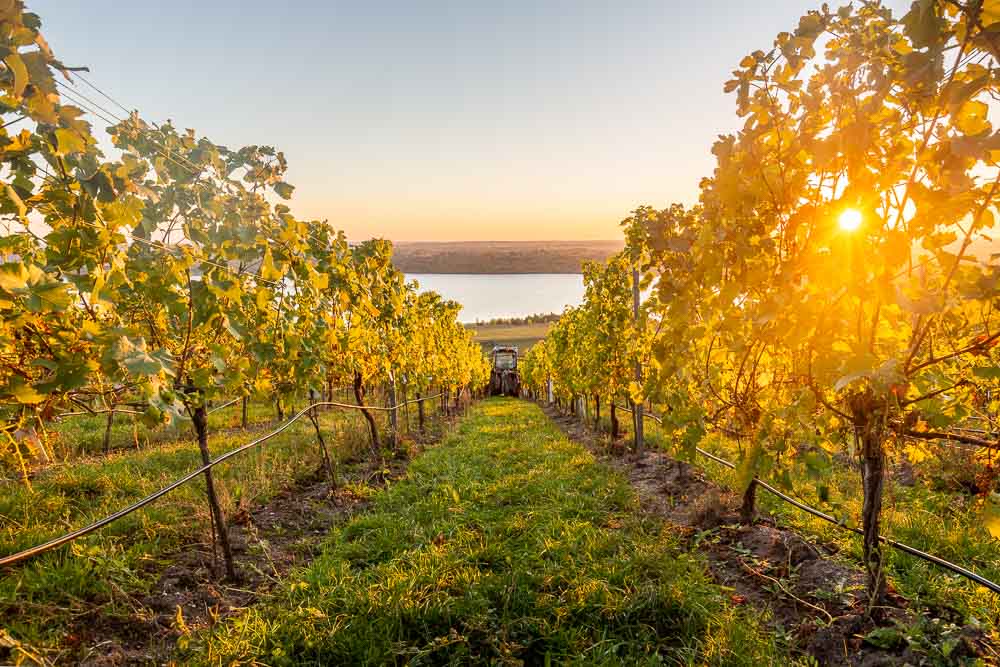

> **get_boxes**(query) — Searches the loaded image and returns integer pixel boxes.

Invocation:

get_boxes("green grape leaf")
[273,182,294,199]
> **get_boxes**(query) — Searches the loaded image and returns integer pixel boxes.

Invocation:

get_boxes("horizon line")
[378,239,626,244]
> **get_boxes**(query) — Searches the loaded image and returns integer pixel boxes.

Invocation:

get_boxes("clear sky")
[34,1,908,242]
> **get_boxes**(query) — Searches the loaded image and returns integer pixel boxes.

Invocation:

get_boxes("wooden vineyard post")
[387,374,399,451]
[102,409,115,454]
[417,391,426,432]
[402,383,410,434]
[632,265,644,454]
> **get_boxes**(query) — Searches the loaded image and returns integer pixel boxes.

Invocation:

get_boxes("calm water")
[407,274,584,323]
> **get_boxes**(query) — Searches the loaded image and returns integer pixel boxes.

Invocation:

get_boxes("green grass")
[40,390,364,460]
[0,397,440,655]
[587,403,1000,634]
[197,398,786,666]
[470,322,551,353]
[45,397,280,459]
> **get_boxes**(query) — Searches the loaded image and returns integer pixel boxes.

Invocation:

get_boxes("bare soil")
[543,405,998,667]
[64,408,467,667]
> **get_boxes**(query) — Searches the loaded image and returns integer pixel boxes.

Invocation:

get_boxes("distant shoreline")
[392,240,624,274]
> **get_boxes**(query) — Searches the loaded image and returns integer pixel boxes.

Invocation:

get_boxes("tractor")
[489,346,521,396]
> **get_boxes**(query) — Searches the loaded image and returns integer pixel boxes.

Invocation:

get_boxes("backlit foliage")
[526,0,1000,607]
[0,1,487,473]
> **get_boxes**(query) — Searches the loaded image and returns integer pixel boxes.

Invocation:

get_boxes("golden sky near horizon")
[37,0,913,242]
[301,193,653,242]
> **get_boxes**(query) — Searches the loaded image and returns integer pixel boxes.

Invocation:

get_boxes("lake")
[407,274,585,323]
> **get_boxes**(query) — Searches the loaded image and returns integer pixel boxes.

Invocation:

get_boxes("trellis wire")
[602,401,1000,596]
[0,393,444,568]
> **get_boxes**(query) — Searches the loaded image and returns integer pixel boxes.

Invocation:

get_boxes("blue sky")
[34,1,909,241]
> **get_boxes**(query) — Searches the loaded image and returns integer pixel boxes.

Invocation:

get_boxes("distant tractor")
[489,346,521,396]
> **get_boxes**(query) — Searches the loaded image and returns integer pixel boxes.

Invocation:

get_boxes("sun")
[838,208,862,231]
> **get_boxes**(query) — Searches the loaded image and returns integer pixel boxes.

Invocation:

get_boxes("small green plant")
[199,399,787,665]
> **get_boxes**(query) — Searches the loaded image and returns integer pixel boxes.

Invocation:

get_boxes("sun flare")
[838,208,862,232]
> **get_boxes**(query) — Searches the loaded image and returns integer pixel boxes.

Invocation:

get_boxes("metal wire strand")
[605,402,1000,596]
[0,393,445,568]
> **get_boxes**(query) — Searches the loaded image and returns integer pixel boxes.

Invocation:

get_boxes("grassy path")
[198,398,782,665]
[1,401,444,661]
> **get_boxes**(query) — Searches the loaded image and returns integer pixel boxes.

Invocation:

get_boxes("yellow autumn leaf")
[4,184,25,220]
[5,53,27,98]
[91,268,105,304]
[955,100,991,136]
[9,380,44,405]
[983,0,1000,26]
[310,268,329,290]
[54,127,87,155]
[260,246,284,281]
[2,129,31,153]
[256,286,272,311]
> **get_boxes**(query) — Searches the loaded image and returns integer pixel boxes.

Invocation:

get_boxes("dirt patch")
[61,454,404,666]
[60,406,473,667]
[543,405,998,666]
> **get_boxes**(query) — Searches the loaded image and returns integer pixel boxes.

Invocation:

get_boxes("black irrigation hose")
[0,393,446,569]
[607,402,1000,596]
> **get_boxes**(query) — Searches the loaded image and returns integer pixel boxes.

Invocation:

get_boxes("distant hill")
[468,321,552,353]
[392,240,624,274]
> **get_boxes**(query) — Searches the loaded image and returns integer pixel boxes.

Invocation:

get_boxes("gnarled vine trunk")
[740,479,758,524]
[610,401,619,439]
[191,402,236,580]
[308,406,337,488]
[859,418,887,609]
[849,392,888,610]
[353,371,381,457]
